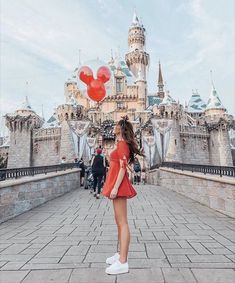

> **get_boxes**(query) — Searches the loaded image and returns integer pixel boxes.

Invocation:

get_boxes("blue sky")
[0,0,234,135]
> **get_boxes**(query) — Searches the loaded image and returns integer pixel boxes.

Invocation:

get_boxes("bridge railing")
[0,163,79,181]
[150,162,235,178]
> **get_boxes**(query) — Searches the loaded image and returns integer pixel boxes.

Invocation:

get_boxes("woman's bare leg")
[113,197,130,263]
[114,213,121,253]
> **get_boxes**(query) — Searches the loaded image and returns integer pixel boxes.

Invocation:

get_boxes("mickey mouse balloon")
[78,60,111,103]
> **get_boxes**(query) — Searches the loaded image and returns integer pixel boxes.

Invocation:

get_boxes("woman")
[102,116,143,275]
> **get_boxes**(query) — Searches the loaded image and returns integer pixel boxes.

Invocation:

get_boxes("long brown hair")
[117,116,144,164]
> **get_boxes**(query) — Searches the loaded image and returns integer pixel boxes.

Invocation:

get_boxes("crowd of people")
[61,148,147,199]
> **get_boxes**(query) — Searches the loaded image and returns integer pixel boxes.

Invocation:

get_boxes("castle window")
[117,102,124,109]
[116,78,123,93]
[175,139,177,145]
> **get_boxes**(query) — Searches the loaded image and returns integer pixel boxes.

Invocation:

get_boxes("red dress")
[102,140,137,199]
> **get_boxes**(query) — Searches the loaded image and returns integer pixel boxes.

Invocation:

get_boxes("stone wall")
[33,139,60,166]
[32,127,61,166]
[209,129,233,166]
[59,121,77,163]
[0,169,80,223]
[166,121,182,163]
[148,167,235,218]
[7,129,32,168]
[180,136,210,165]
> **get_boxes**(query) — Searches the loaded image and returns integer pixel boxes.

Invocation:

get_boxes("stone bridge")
[0,172,235,283]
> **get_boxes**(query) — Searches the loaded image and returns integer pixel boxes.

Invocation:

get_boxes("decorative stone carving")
[202,139,208,150]
[33,142,39,153]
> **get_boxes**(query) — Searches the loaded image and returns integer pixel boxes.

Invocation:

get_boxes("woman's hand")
[110,188,118,199]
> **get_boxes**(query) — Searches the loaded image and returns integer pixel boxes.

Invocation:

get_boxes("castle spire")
[132,10,140,26]
[210,70,215,89]
[206,72,225,111]
[206,84,225,111]
[157,61,165,99]
[158,61,164,86]
[21,96,32,111]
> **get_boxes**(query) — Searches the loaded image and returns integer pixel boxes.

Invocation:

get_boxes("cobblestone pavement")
[0,185,234,283]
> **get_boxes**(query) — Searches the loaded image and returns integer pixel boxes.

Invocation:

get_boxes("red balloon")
[87,79,106,102]
[79,66,94,85]
[97,66,111,83]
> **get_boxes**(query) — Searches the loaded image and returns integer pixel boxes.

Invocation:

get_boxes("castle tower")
[5,96,43,168]
[135,64,147,110]
[64,79,89,110]
[205,84,233,166]
[157,61,165,99]
[125,12,149,110]
[56,97,86,162]
[56,94,84,123]
[159,91,182,163]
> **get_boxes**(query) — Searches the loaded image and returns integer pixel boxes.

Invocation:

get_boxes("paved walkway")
[0,185,235,283]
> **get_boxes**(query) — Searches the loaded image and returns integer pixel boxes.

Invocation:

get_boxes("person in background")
[78,158,85,187]
[133,157,141,185]
[100,148,109,183]
[91,148,105,199]
[60,156,66,164]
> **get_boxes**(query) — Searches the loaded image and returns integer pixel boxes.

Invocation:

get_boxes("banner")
[151,119,173,135]
[87,137,96,148]
[151,118,173,160]
[86,137,96,160]
[79,133,87,160]
[143,135,156,167]
[143,136,155,146]
[69,121,91,159]
[153,128,162,160]
[69,121,90,137]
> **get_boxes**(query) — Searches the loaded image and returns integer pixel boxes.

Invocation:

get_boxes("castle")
[0,13,234,169]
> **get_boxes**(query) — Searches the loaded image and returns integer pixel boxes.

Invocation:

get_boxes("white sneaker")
[106,252,120,265]
[105,259,129,275]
